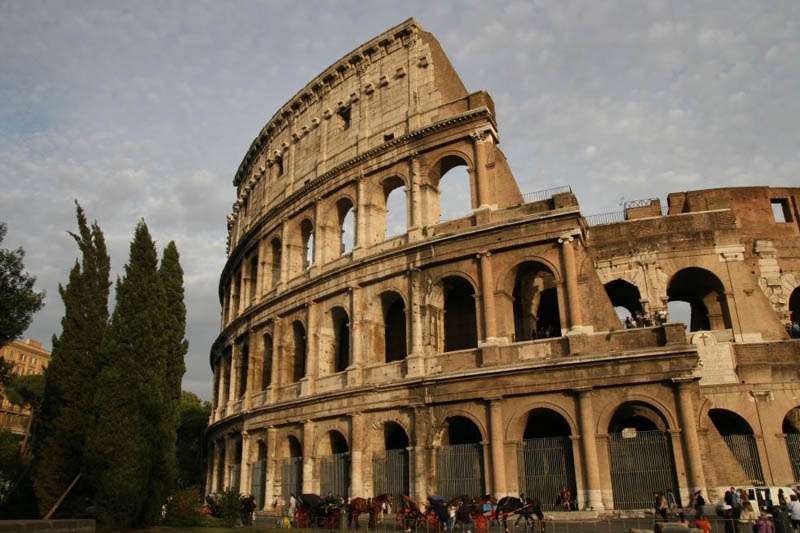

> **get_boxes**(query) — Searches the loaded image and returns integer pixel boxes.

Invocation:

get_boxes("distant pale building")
[0,339,50,437]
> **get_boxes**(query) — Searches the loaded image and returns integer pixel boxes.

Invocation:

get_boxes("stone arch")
[708,408,754,435]
[333,196,356,257]
[510,261,562,341]
[384,421,410,449]
[283,320,306,384]
[441,275,479,352]
[279,433,303,459]
[238,342,249,399]
[506,400,578,442]
[300,218,314,270]
[434,414,486,498]
[372,421,411,504]
[316,429,350,457]
[382,175,408,240]
[269,236,282,289]
[708,408,765,484]
[329,306,350,373]
[380,290,407,363]
[262,333,273,390]
[431,410,487,447]
[667,267,732,332]
[783,406,800,434]
[783,407,800,481]
[428,152,474,222]
[604,279,644,324]
[607,400,671,433]
[597,395,678,436]
[278,433,303,500]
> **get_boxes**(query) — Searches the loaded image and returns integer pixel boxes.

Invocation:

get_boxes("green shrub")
[217,488,241,527]
[163,486,203,527]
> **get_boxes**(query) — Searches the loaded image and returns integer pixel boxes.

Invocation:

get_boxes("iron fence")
[584,211,626,227]
[231,464,241,493]
[320,452,351,499]
[281,456,303,500]
[722,434,765,484]
[252,459,266,508]
[518,437,577,511]
[522,186,572,204]
[436,443,485,499]
[787,433,800,481]
[373,449,410,505]
[608,430,680,510]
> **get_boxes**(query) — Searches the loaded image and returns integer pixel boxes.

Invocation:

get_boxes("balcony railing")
[521,185,572,204]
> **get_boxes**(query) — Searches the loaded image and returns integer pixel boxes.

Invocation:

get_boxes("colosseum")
[205,18,800,512]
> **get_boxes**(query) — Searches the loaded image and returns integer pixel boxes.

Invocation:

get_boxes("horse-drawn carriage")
[294,493,344,529]
[395,495,491,533]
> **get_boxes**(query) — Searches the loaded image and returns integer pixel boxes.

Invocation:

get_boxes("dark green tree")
[153,242,188,495]
[176,391,211,487]
[86,220,168,529]
[33,204,110,515]
[0,222,45,379]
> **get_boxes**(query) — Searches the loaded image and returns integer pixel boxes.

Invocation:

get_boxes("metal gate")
[252,459,266,508]
[320,452,351,498]
[722,434,764,484]
[231,463,241,493]
[787,434,800,481]
[281,457,303,500]
[518,437,577,511]
[608,430,679,510]
[373,449,409,504]
[436,443,485,499]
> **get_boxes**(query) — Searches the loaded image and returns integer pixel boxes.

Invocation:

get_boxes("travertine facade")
[0,339,50,437]
[206,19,800,511]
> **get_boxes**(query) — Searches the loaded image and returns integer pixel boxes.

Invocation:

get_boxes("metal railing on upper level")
[522,185,572,204]
[585,202,670,227]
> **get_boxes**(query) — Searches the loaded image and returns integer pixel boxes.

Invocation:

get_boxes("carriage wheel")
[426,511,441,531]
[474,514,488,533]
[396,511,406,527]
[295,509,310,528]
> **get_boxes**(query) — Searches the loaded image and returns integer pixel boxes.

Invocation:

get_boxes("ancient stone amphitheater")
[206,19,800,512]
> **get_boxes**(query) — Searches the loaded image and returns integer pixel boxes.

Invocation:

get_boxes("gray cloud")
[2,1,798,400]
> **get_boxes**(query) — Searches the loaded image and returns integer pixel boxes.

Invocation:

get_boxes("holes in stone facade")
[790,287,800,324]
[513,262,561,341]
[381,291,407,363]
[270,238,282,288]
[443,276,478,352]
[604,279,643,325]
[301,219,314,271]
[338,106,351,131]
[336,198,355,255]
[432,155,471,222]
[262,334,273,391]
[238,343,249,398]
[330,307,350,373]
[772,198,792,223]
[383,177,407,240]
[290,321,306,383]
[249,254,258,301]
[667,267,731,332]
[609,401,669,433]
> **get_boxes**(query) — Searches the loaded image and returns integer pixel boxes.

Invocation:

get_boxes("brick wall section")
[734,340,800,383]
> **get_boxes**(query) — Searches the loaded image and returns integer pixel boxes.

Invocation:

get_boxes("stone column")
[240,431,251,494]
[575,388,604,509]
[478,252,499,343]
[407,269,425,376]
[312,198,324,272]
[488,398,508,497]
[301,303,317,396]
[409,154,423,241]
[472,132,491,209]
[211,362,219,423]
[302,420,315,494]
[224,434,232,489]
[354,177,367,257]
[269,319,282,402]
[559,235,583,333]
[350,413,364,498]
[257,238,267,299]
[209,441,220,494]
[264,426,277,510]
[244,341,255,411]
[347,286,363,386]
[226,349,237,415]
[673,378,706,495]
[411,407,428,501]
[279,220,289,288]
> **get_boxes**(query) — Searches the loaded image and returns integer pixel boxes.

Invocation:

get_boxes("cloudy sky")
[2,1,798,400]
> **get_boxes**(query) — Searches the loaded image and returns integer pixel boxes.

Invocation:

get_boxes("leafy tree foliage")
[0,222,45,348]
[33,204,110,515]
[177,391,211,487]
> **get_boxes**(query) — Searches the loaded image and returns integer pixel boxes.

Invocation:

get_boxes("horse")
[495,496,543,533]
[348,493,393,529]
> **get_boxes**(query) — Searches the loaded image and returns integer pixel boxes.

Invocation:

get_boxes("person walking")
[695,490,706,513]
[788,494,800,530]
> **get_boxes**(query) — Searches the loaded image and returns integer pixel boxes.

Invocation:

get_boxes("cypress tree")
[86,221,167,528]
[33,203,110,514]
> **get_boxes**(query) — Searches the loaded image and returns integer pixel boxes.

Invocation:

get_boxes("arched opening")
[433,155,472,222]
[708,408,764,484]
[667,268,732,332]
[301,219,314,270]
[238,344,249,399]
[290,321,306,383]
[280,436,303,500]
[252,441,267,509]
[607,402,679,509]
[330,307,350,373]
[338,199,356,255]
[270,238,281,289]
[249,254,259,301]
[320,431,350,498]
[382,291,407,363]
[232,436,243,491]
[790,288,800,335]
[437,416,485,498]
[519,409,576,510]
[262,334,273,391]
[604,279,644,327]
[216,441,226,491]
[221,350,231,407]
[513,262,561,340]
[213,360,221,408]
[233,269,242,316]
[374,422,410,504]
[384,177,407,240]
[443,276,478,351]
[783,407,800,481]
